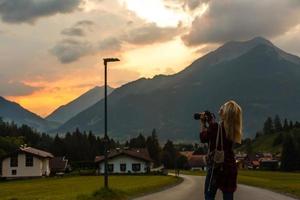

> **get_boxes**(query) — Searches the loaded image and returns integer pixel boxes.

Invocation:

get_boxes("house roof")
[179,151,194,159]
[49,157,68,170]
[18,147,54,158]
[1,147,54,160]
[95,148,152,163]
[188,155,206,167]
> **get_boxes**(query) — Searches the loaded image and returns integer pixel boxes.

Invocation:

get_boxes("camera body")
[194,111,215,124]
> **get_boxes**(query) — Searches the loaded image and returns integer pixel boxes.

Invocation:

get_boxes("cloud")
[52,22,182,64]
[123,23,181,45]
[164,0,209,11]
[61,27,85,37]
[0,79,42,96]
[75,20,94,26]
[50,39,93,63]
[182,0,300,46]
[98,37,122,52]
[0,0,82,24]
[61,20,95,37]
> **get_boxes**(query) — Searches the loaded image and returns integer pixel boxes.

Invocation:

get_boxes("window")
[108,164,114,172]
[10,155,18,167]
[11,170,17,175]
[26,154,34,167]
[120,164,126,172]
[132,163,141,172]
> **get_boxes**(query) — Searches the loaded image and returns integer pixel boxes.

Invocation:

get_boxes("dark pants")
[204,167,234,200]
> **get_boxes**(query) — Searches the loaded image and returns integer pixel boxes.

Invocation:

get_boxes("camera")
[194,111,215,122]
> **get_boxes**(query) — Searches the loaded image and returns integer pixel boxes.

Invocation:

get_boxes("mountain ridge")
[0,96,58,132]
[55,37,300,141]
[46,86,114,124]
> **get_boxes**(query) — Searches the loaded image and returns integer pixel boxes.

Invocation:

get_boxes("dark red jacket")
[200,122,238,192]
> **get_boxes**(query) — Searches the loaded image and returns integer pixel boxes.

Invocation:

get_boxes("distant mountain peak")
[183,37,279,75]
[46,85,114,124]
[224,36,273,47]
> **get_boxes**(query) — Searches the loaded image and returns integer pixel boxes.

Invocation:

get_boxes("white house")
[95,148,153,174]
[1,147,54,178]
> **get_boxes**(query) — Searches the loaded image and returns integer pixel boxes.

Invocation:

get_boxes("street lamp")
[103,57,120,189]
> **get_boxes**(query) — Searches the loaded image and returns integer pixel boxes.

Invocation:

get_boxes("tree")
[129,134,146,148]
[289,121,294,130]
[255,131,262,139]
[146,129,162,167]
[283,118,289,131]
[274,115,283,132]
[176,155,189,170]
[263,117,274,134]
[281,134,298,171]
[162,140,177,169]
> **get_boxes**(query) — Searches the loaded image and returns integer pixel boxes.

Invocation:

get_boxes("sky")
[1,0,300,117]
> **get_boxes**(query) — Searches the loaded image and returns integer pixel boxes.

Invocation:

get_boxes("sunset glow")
[1,0,300,117]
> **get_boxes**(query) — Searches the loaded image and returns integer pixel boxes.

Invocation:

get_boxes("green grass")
[238,170,300,198]
[177,169,300,198]
[169,169,206,176]
[0,175,181,200]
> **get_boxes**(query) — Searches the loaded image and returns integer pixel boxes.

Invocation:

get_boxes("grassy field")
[175,169,300,198]
[238,170,300,198]
[0,175,181,200]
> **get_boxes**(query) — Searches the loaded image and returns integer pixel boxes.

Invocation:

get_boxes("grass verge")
[238,170,300,199]
[176,169,300,198]
[0,175,181,200]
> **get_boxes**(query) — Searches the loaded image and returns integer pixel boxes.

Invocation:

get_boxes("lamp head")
[103,58,120,64]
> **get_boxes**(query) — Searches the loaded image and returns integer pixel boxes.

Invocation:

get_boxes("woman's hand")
[199,112,208,131]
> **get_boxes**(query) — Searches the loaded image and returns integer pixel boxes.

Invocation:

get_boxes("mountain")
[56,37,300,141]
[46,86,114,124]
[0,96,58,132]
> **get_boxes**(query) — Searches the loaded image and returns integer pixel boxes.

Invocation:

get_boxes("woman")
[200,100,242,200]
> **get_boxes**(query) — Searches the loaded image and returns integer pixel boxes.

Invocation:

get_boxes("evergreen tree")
[289,121,294,130]
[146,129,162,167]
[283,118,289,131]
[263,117,274,134]
[274,115,283,132]
[281,134,298,171]
[176,155,189,170]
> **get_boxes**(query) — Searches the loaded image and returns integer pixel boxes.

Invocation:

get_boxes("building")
[180,151,207,170]
[188,155,207,170]
[1,147,54,179]
[95,148,153,174]
[49,156,70,175]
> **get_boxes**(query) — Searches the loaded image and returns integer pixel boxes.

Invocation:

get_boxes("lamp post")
[103,58,120,189]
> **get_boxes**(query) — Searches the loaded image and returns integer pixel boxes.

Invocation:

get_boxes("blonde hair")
[223,100,243,144]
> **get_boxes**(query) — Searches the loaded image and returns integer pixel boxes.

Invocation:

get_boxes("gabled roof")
[95,148,152,163]
[19,147,54,158]
[2,147,54,159]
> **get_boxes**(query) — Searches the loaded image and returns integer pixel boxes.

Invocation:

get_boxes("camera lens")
[194,113,200,120]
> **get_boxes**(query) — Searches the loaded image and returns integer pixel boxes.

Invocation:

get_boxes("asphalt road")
[133,175,298,200]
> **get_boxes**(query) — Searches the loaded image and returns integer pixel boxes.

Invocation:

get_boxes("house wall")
[98,155,150,174]
[1,154,51,178]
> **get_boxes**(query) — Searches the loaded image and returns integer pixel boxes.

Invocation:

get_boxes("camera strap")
[215,122,223,151]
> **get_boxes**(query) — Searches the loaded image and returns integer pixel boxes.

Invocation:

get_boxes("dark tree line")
[0,119,191,169]
[262,115,300,135]
[245,115,300,171]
